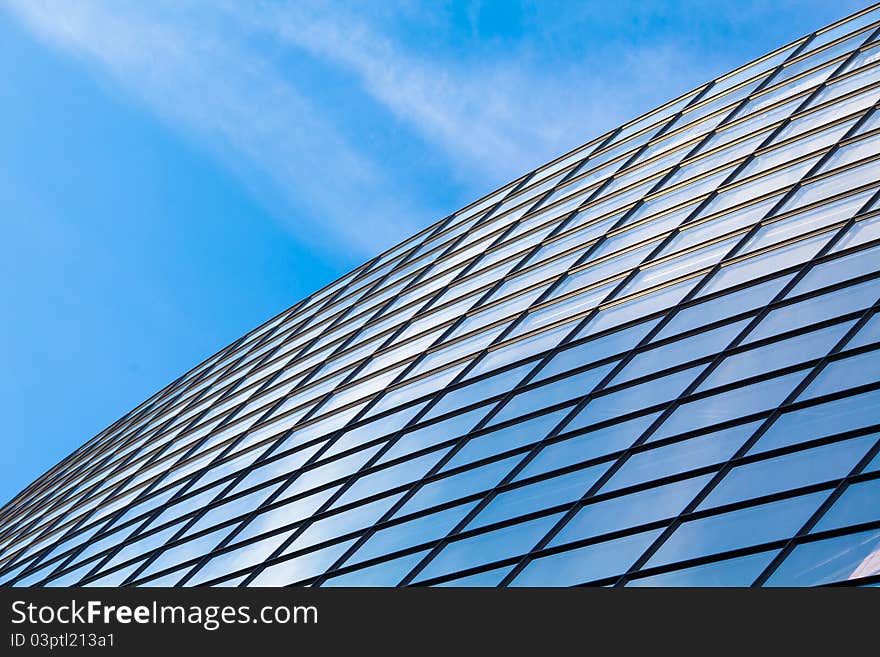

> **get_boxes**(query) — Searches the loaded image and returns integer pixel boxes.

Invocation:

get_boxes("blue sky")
[0,1,870,506]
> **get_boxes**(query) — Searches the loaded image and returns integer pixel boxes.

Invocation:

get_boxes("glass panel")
[536,319,659,382]
[627,549,779,587]
[231,440,327,495]
[605,421,761,491]
[848,313,880,349]
[488,363,615,427]
[284,494,404,553]
[391,455,520,518]
[248,539,357,586]
[183,486,278,537]
[424,363,533,421]
[616,319,749,384]
[469,323,571,377]
[624,238,735,296]
[232,486,341,545]
[646,491,829,567]
[469,463,611,530]
[749,192,870,255]
[766,529,880,585]
[320,402,428,461]
[414,513,563,583]
[510,280,616,339]
[792,242,880,296]
[746,277,879,344]
[510,529,663,586]
[516,412,662,481]
[698,321,853,391]
[822,131,880,171]
[752,388,880,454]
[441,409,568,472]
[276,445,383,503]
[649,371,806,442]
[699,435,874,510]
[432,564,512,587]
[377,406,489,465]
[580,278,699,339]
[332,449,450,509]
[830,213,880,253]
[812,477,880,532]
[575,365,702,427]
[550,475,712,546]
[656,275,793,340]
[345,502,479,566]
[799,348,880,400]
[138,527,230,580]
[188,529,293,585]
[738,120,854,180]
[699,232,832,298]
[321,550,430,587]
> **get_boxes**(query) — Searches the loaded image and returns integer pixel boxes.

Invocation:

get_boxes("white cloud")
[3,0,425,255]
[3,1,720,254]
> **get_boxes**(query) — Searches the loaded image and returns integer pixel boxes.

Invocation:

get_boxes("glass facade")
[2,6,880,588]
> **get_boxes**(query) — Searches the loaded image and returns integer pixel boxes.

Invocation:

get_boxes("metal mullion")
[6,255,338,529]
[8,310,303,583]
[6,11,879,589]
[493,53,879,589]
[227,184,579,587]
[751,355,880,584]
[499,196,878,586]
[482,43,824,350]
[139,206,872,588]
[257,132,631,589]
[274,188,532,434]
[255,183,516,414]
[12,113,612,578]
[169,192,522,587]
[611,297,880,587]
[359,87,725,587]
[302,87,719,588]
[0,336,239,530]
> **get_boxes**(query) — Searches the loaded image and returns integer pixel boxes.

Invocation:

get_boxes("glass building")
[3,6,880,588]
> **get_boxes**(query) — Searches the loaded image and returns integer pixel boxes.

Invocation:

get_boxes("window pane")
[799,348,880,400]
[549,475,712,546]
[649,371,806,442]
[516,412,662,481]
[414,514,563,583]
[605,421,761,491]
[646,491,828,568]
[321,550,430,587]
[746,277,879,344]
[812,477,880,532]
[345,502,478,566]
[698,321,853,391]
[627,550,779,587]
[616,319,748,384]
[391,455,520,518]
[377,406,488,465]
[766,529,880,586]
[248,539,357,586]
[536,320,659,382]
[489,363,614,427]
[441,409,568,472]
[698,435,874,510]
[752,388,880,454]
[469,463,610,530]
[510,529,663,586]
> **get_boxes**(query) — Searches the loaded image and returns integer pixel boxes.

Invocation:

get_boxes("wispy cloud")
[2,0,725,255]
[2,0,426,255]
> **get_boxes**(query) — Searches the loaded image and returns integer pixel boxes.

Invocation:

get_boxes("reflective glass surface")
[3,7,879,588]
